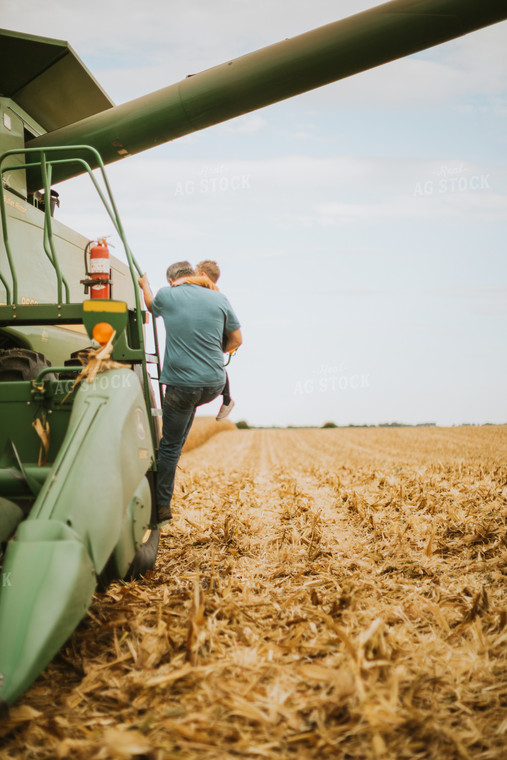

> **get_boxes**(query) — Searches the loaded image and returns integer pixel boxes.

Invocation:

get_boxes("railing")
[0,144,163,450]
[0,146,142,303]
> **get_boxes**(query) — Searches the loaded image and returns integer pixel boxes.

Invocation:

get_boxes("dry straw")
[1,424,506,759]
[182,416,235,453]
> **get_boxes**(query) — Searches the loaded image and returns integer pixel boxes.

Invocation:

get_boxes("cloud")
[0,1,374,65]
[219,115,268,135]
[56,153,506,252]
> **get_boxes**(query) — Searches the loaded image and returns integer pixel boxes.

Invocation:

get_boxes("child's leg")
[216,372,234,420]
[222,372,231,405]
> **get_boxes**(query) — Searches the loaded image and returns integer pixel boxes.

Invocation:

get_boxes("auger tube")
[26,0,507,190]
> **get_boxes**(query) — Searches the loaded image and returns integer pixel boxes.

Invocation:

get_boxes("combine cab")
[0,0,506,709]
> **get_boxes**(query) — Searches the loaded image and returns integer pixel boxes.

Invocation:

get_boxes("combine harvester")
[0,0,505,709]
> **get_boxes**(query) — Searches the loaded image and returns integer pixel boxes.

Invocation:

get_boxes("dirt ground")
[1,425,506,759]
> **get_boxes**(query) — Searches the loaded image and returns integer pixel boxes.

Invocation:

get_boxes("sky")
[2,0,506,427]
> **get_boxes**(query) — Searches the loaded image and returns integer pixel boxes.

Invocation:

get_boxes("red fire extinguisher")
[81,238,112,298]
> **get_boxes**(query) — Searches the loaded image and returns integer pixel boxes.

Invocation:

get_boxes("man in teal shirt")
[138,261,242,525]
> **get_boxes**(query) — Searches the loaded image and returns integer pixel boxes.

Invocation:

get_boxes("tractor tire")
[125,526,161,580]
[0,348,54,382]
[96,523,161,591]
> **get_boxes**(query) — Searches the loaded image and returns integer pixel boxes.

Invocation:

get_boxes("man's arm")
[137,273,154,313]
[223,328,242,354]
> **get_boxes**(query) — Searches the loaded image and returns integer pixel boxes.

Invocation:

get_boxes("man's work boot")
[157,505,172,526]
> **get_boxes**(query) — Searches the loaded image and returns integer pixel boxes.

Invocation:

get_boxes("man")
[138,261,242,525]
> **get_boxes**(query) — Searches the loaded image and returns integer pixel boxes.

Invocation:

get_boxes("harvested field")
[2,425,507,759]
[182,416,236,453]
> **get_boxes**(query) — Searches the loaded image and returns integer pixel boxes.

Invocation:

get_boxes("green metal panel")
[0,379,74,469]
[0,105,26,197]
[0,324,92,367]
[25,0,507,189]
[0,28,113,132]
[28,367,153,571]
[81,298,128,340]
[0,303,84,324]
[0,97,45,141]
[0,520,96,706]
[0,188,136,308]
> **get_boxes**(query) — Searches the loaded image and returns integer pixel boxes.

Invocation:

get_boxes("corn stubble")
[2,423,506,759]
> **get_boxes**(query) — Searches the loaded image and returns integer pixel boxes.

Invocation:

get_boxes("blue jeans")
[156,382,225,511]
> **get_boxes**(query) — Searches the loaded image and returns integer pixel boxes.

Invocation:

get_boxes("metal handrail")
[0,145,144,305]
[0,144,162,452]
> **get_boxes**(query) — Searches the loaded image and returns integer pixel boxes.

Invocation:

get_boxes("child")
[194,260,235,420]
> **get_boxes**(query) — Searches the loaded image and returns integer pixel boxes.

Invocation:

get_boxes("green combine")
[0,0,505,710]
[0,138,163,706]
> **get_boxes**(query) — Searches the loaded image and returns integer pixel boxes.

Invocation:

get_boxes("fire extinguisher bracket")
[80,275,113,294]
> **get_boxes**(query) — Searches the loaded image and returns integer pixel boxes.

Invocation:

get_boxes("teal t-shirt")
[152,284,240,387]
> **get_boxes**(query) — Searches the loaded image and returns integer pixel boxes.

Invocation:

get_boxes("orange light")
[92,321,114,345]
